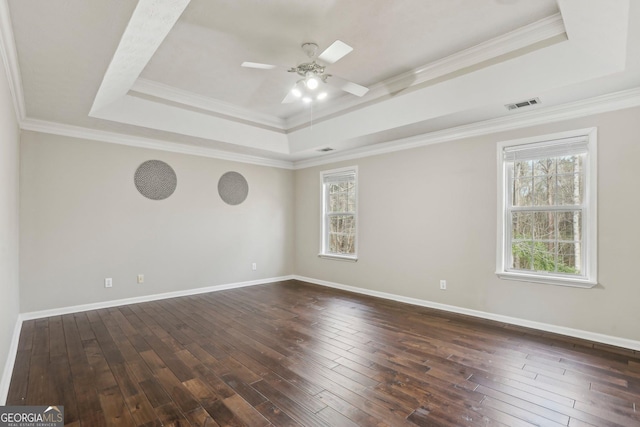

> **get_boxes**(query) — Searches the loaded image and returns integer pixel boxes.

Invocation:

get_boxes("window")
[497,129,597,287]
[320,167,358,260]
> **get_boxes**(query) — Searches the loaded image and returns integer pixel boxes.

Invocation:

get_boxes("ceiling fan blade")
[241,61,279,70]
[326,75,369,97]
[318,40,353,64]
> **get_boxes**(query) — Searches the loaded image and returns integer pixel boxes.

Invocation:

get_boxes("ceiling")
[3,0,640,168]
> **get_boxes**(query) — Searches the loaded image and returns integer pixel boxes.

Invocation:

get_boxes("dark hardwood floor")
[7,280,640,426]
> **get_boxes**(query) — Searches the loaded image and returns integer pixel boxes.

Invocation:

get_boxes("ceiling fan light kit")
[304,74,319,90]
[241,40,369,105]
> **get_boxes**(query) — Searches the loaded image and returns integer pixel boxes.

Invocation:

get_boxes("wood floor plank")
[98,386,137,426]
[6,349,31,404]
[222,393,270,427]
[7,280,640,427]
[250,379,330,427]
[17,319,36,352]
[316,390,389,427]
[254,400,301,426]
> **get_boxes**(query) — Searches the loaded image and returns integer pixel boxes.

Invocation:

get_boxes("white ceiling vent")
[505,97,541,111]
[317,147,335,152]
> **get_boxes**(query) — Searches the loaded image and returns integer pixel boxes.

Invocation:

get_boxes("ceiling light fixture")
[305,74,319,90]
[286,43,333,104]
[242,41,369,105]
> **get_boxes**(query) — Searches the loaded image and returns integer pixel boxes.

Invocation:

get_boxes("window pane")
[558,211,581,241]
[513,178,533,206]
[533,212,554,240]
[339,193,348,212]
[329,232,355,254]
[558,242,581,274]
[512,212,533,239]
[328,184,356,214]
[532,242,557,272]
[556,173,583,205]
[556,155,582,174]
[534,158,555,176]
[328,215,355,255]
[329,215,355,232]
[514,160,533,178]
[512,241,533,270]
[533,176,553,206]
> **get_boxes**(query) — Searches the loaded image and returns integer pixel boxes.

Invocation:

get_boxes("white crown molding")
[293,86,640,169]
[0,314,22,405]
[285,13,567,129]
[18,86,640,172]
[20,118,294,169]
[18,86,640,171]
[132,78,287,131]
[0,0,25,122]
[294,275,640,351]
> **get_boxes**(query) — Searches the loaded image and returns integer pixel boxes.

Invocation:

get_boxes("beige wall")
[295,107,640,342]
[20,131,294,312]
[15,105,640,343]
[0,57,20,399]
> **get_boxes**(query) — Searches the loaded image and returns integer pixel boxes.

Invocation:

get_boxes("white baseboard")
[0,314,23,405]
[20,275,294,321]
[1,275,294,404]
[293,275,640,351]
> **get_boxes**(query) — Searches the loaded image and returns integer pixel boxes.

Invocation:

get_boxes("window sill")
[496,271,597,288]
[318,253,358,262]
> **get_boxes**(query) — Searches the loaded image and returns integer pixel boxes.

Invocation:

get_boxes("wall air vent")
[317,147,334,152]
[505,97,541,111]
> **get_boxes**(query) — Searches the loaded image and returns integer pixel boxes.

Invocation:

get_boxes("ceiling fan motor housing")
[289,61,326,78]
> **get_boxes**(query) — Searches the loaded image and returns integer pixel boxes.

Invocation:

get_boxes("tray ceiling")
[4,0,640,166]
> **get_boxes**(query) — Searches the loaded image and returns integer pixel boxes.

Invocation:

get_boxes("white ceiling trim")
[292,86,640,169]
[20,117,294,170]
[0,0,25,121]
[92,94,290,154]
[131,78,287,130]
[90,0,191,115]
[285,13,566,129]
[16,86,640,171]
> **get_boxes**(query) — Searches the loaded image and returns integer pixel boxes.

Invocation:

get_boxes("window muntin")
[321,167,357,259]
[498,130,597,287]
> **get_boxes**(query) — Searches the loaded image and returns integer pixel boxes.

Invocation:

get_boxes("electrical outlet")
[137,274,144,284]
[252,262,257,271]
[105,278,113,288]
[440,279,447,290]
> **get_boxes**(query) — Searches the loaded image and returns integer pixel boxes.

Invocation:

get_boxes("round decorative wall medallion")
[218,171,249,205]
[134,160,177,200]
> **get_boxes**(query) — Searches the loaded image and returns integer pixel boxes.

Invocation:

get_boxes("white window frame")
[319,166,358,261]
[496,128,597,288]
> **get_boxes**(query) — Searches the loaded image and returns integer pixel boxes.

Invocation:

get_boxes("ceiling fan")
[241,40,369,104]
